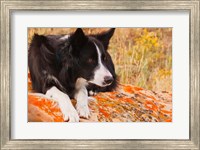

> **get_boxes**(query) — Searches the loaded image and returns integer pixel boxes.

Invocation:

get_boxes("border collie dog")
[28,28,117,122]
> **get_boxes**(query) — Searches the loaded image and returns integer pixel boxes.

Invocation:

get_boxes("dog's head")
[69,28,116,87]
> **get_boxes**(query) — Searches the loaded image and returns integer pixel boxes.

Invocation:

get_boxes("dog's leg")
[46,86,79,122]
[74,78,90,119]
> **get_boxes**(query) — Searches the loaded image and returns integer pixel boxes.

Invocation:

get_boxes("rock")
[28,73,172,122]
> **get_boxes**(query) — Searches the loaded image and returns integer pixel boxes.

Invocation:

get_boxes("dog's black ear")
[95,28,115,50]
[70,28,88,56]
[32,34,48,46]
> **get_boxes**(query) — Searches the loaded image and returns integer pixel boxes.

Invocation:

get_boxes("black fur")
[28,28,117,98]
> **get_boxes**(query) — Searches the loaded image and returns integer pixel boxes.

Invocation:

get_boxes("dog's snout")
[104,76,113,85]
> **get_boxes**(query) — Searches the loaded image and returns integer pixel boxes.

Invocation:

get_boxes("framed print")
[27,27,172,123]
[0,0,199,149]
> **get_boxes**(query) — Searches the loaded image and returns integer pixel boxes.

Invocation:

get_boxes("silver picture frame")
[0,0,199,149]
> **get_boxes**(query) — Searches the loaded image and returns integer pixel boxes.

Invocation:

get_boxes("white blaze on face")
[89,42,113,87]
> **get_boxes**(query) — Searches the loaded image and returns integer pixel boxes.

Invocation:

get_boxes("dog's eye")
[87,58,95,64]
[102,55,107,61]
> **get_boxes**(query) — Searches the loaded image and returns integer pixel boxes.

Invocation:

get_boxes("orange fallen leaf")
[161,109,172,114]
[99,108,110,118]
[123,85,134,93]
[165,119,172,122]
[144,100,158,111]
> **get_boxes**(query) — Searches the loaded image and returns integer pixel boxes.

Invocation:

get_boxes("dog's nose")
[104,76,113,85]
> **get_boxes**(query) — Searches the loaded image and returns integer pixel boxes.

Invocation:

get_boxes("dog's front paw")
[45,86,80,122]
[61,106,80,122]
[76,105,90,119]
[89,90,97,96]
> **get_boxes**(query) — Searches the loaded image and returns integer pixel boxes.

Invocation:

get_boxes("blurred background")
[28,28,172,92]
